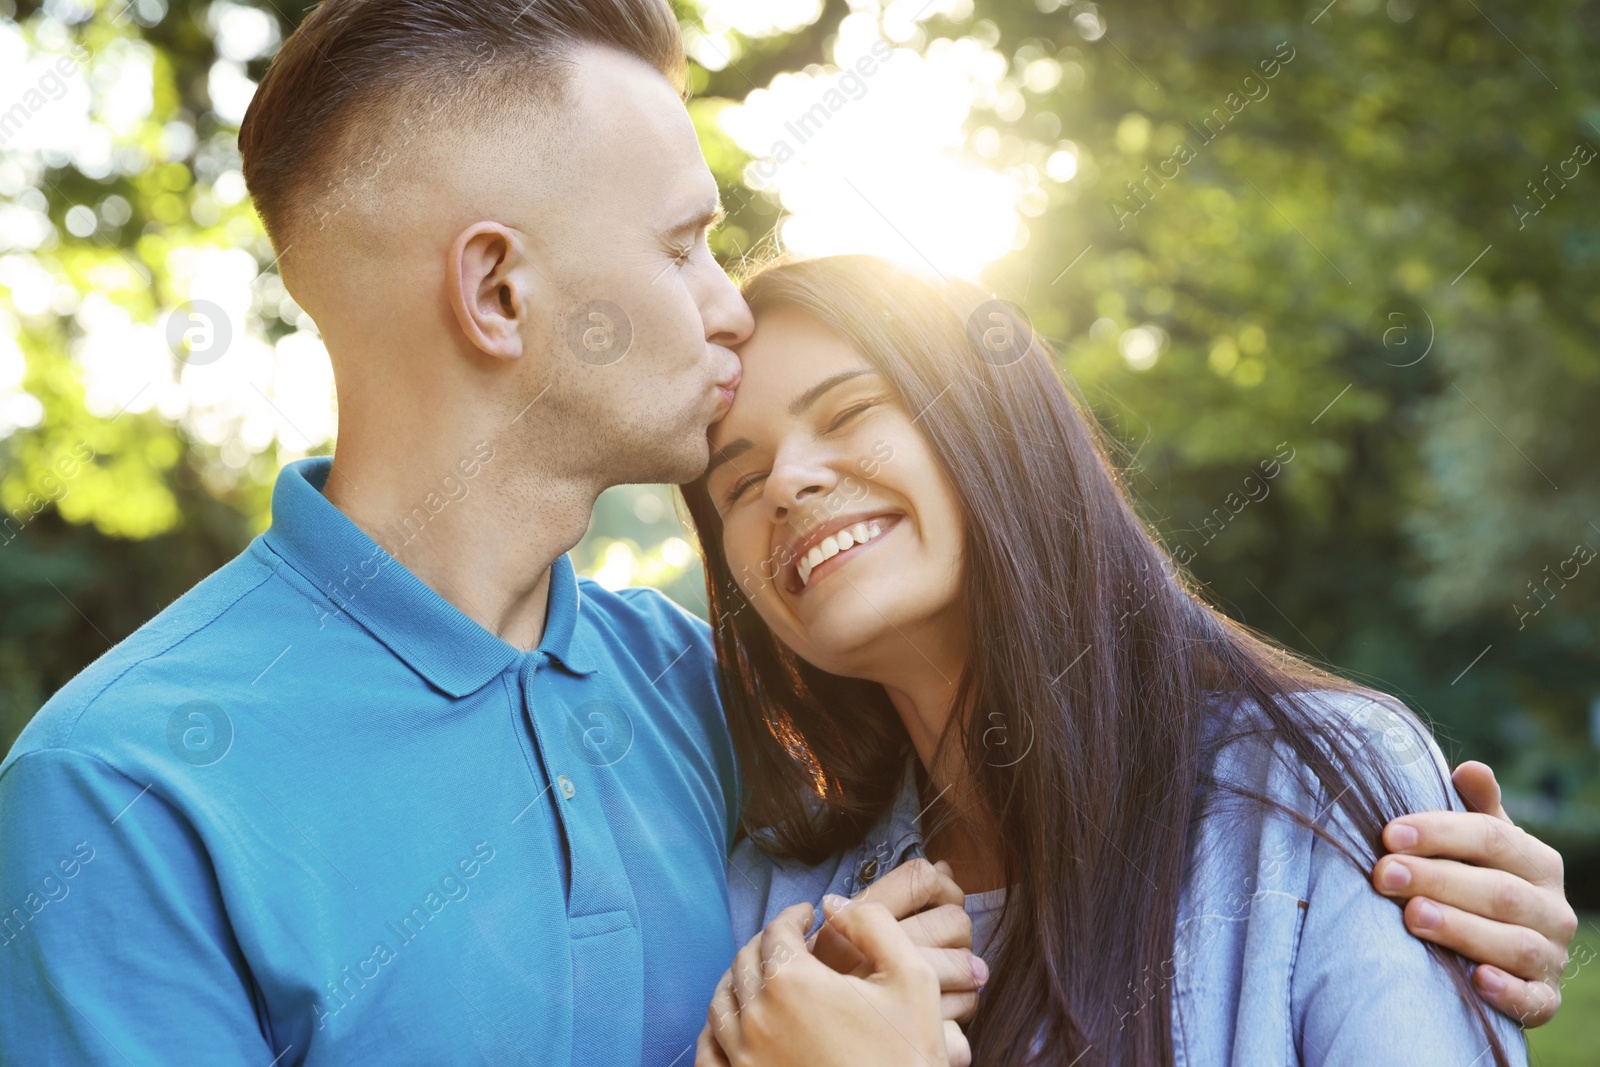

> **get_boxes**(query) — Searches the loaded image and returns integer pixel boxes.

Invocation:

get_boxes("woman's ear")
[448,222,536,362]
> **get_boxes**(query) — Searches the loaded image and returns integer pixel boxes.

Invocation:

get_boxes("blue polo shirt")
[0,457,740,1066]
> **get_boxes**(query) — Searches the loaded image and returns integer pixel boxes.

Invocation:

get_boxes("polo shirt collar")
[264,457,598,697]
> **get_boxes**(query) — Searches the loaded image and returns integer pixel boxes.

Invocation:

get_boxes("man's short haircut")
[239,0,685,250]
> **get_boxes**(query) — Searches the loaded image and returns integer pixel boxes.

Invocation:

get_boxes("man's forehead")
[565,46,696,149]
[554,48,712,212]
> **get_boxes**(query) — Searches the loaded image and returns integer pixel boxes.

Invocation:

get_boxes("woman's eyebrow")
[705,438,753,481]
[706,369,881,481]
[787,369,880,417]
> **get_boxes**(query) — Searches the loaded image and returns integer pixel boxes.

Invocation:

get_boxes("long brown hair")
[679,255,1509,1066]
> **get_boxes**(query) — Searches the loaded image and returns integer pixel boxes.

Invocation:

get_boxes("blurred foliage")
[1,0,1597,906]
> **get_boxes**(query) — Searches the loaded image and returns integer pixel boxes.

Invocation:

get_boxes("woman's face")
[705,306,966,677]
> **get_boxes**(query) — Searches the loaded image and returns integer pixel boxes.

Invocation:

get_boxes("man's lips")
[714,364,743,409]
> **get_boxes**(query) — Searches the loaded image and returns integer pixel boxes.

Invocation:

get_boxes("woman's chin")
[786,598,926,672]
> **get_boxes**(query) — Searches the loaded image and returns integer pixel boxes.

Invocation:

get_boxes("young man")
[0,2,1573,1065]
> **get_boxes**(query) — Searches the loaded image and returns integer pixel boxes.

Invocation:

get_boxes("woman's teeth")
[797,520,886,587]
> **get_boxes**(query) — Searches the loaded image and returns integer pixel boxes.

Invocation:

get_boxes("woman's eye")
[724,473,764,506]
[825,397,883,433]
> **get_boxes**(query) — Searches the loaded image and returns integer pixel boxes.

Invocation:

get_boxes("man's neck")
[321,437,598,652]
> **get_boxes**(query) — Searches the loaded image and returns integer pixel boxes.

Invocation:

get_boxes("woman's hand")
[1373,760,1578,1026]
[809,858,986,1023]
[697,899,970,1067]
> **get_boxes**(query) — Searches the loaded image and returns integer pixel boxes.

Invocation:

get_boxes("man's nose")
[704,272,754,349]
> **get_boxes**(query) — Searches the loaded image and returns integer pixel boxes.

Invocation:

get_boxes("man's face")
[529,47,753,486]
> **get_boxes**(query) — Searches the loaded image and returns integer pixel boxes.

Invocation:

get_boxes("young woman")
[683,255,1562,1065]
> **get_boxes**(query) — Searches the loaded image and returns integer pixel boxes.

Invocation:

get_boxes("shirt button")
[857,858,878,884]
[557,775,575,799]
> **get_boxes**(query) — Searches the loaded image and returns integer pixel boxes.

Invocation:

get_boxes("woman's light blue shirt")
[727,690,1528,1065]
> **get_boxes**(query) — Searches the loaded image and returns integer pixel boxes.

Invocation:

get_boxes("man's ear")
[448,222,537,361]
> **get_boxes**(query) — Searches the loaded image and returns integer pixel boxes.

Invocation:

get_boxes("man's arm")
[1374,760,1577,1027]
[0,750,274,1065]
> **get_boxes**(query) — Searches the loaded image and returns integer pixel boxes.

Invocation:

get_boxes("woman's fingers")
[1399,895,1568,984]
[852,904,983,1018]
[1471,963,1564,1028]
[757,901,817,985]
[730,927,768,1009]
[811,920,868,976]
[821,897,936,989]
[943,1020,973,1067]
[1382,810,1559,887]
[940,990,980,1025]
[900,902,974,951]
[921,945,986,1022]
[706,971,742,1058]
[920,945,987,993]
[814,875,972,976]
[695,1021,733,1067]
[858,858,966,918]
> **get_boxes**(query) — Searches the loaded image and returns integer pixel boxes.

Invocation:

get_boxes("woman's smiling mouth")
[787,514,902,593]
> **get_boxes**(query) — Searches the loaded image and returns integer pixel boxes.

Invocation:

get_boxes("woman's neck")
[882,675,1009,894]
[881,674,958,780]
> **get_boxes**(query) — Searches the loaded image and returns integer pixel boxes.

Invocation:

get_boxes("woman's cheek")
[734,525,792,606]
[731,532,765,589]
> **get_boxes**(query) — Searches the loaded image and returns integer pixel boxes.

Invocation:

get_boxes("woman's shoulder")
[1183,684,1460,904]
[1195,686,1459,824]
[1176,688,1527,1065]
[1200,685,1424,750]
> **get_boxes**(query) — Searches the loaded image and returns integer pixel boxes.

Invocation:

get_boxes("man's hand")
[1373,760,1578,1026]
[697,899,969,1067]
[810,858,987,1023]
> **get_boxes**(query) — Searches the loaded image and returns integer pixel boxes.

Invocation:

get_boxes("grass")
[1525,913,1600,1066]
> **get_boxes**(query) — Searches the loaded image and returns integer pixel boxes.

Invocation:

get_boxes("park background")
[0,0,1595,1057]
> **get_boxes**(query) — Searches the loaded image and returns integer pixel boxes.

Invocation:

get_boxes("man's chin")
[664,434,714,485]
[619,432,712,487]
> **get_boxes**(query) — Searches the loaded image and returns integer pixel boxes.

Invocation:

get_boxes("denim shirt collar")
[846,753,932,895]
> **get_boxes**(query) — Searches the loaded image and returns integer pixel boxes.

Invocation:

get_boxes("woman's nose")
[766,452,840,523]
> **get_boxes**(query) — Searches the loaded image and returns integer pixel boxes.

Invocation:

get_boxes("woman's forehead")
[738,307,869,381]
[711,319,873,453]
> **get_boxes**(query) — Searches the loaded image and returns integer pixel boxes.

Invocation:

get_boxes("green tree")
[2,1,1596,902]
